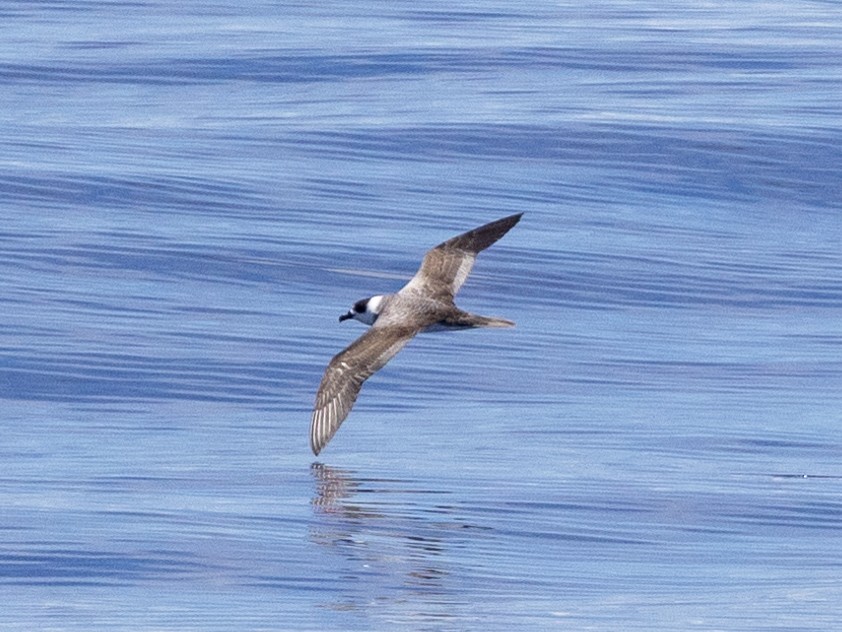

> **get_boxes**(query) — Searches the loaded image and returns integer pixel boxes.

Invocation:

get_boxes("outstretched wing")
[310,326,417,455]
[401,213,522,300]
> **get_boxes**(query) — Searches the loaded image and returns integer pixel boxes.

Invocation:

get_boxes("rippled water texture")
[2,1,841,630]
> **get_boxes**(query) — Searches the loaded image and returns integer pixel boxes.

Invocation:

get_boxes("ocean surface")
[2,1,841,630]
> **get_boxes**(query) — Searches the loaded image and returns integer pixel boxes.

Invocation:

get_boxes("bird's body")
[310,213,522,455]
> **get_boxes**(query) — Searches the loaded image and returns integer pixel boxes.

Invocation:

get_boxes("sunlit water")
[2,1,842,630]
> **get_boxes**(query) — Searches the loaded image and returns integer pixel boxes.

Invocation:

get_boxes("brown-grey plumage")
[402,213,523,300]
[310,213,522,456]
[310,325,416,456]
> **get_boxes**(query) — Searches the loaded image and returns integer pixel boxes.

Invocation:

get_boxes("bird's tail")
[445,312,515,328]
[475,315,515,328]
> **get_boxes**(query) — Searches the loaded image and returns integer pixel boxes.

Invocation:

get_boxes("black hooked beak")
[339,311,354,323]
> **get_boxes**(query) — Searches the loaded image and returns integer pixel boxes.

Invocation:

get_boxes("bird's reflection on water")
[309,462,485,618]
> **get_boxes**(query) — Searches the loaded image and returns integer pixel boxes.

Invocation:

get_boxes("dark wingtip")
[504,212,524,226]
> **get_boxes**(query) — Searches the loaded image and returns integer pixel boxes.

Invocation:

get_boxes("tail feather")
[445,311,515,328]
[474,315,515,328]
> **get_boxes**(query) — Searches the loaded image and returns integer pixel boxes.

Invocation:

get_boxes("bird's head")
[339,295,385,326]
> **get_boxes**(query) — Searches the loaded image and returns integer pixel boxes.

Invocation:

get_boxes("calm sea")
[2,1,841,630]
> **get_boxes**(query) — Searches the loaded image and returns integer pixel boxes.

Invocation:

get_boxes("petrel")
[310,213,522,455]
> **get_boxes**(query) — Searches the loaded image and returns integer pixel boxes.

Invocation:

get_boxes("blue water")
[2,1,842,629]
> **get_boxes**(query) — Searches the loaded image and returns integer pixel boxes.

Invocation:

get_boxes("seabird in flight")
[310,213,523,455]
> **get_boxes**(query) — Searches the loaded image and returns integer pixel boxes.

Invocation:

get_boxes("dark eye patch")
[354,298,369,312]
